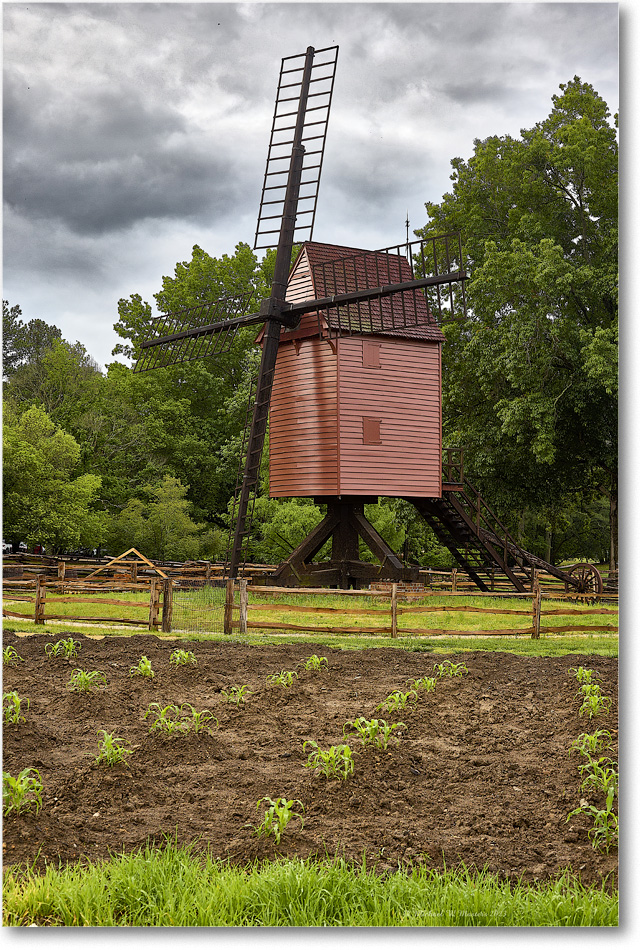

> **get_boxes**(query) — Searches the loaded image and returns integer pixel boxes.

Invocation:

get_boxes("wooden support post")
[34,575,46,625]
[239,578,248,636]
[451,568,458,593]
[531,577,542,639]
[162,578,173,633]
[224,578,235,635]
[206,561,211,586]
[132,562,138,585]
[148,579,160,630]
[391,582,398,638]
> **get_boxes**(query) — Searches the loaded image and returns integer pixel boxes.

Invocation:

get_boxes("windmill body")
[269,242,444,500]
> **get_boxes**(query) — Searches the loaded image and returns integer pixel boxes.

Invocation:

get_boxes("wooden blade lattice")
[254,45,338,250]
[309,235,466,337]
[133,292,254,372]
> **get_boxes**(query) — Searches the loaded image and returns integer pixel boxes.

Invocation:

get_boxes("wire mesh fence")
[172,585,226,636]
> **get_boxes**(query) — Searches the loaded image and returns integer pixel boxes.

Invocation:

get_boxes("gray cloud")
[2,2,620,367]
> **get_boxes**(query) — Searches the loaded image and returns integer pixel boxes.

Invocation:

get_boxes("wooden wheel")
[566,562,603,595]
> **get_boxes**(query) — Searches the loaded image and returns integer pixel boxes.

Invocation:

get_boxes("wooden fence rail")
[224,579,618,640]
[2,578,174,632]
[3,554,618,597]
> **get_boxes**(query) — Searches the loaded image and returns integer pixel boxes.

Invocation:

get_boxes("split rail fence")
[221,578,617,640]
[2,554,618,597]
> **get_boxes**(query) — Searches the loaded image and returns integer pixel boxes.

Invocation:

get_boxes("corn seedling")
[254,796,305,844]
[66,669,107,692]
[298,654,328,672]
[376,689,418,713]
[221,685,251,705]
[3,768,43,816]
[130,655,154,678]
[144,702,217,735]
[169,649,197,667]
[144,703,185,734]
[180,703,218,734]
[303,740,355,779]
[3,691,29,725]
[570,666,600,685]
[266,670,298,688]
[343,717,406,750]
[579,691,612,720]
[3,646,24,666]
[578,758,618,798]
[95,730,133,767]
[408,675,437,694]
[569,730,614,758]
[576,683,602,699]
[45,637,81,659]
[433,660,469,678]
[567,786,618,854]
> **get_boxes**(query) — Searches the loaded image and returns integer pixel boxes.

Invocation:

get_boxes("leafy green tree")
[3,300,62,380]
[106,476,215,561]
[417,77,617,568]
[2,403,104,552]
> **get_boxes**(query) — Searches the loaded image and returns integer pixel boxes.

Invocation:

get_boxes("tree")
[3,300,62,380]
[106,476,210,561]
[417,77,617,568]
[2,403,104,552]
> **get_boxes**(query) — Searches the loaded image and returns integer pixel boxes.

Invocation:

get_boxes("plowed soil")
[2,632,618,887]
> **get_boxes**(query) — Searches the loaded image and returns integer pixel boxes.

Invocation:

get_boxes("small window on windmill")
[363,340,381,368]
[363,417,382,445]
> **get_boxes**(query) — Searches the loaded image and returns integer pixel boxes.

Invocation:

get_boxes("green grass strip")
[3,841,617,927]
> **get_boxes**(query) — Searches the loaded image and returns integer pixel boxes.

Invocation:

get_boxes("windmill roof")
[288,242,446,343]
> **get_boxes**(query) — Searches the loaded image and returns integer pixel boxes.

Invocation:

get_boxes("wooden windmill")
[135,46,603,595]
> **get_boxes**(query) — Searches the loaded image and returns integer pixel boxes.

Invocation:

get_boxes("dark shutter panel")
[363,417,382,444]
[362,341,381,368]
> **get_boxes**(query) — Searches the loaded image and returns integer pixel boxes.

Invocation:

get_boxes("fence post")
[531,577,542,639]
[451,568,457,593]
[224,578,235,635]
[162,578,173,633]
[57,560,66,594]
[149,579,160,630]
[391,582,398,638]
[239,578,248,635]
[34,576,46,625]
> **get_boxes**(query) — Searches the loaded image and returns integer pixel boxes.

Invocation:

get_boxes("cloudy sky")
[3,0,622,370]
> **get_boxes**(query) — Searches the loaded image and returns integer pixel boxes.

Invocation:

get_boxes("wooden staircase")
[409,459,593,593]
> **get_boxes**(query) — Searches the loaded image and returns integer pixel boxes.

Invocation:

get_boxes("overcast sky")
[3,1,622,370]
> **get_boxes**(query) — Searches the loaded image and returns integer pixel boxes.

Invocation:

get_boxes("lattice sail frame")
[304,233,467,339]
[134,291,254,372]
[254,45,339,251]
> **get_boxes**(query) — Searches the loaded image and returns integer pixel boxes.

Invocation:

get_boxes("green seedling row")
[254,797,305,844]
[3,691,29,725]
[3,768,43,817]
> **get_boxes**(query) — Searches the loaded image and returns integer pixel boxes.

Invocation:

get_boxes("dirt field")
[2,631,618,887]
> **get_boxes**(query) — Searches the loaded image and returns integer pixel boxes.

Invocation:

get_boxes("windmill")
[135,46,603,596]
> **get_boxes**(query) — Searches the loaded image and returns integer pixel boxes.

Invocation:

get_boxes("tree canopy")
[417,77,617,565]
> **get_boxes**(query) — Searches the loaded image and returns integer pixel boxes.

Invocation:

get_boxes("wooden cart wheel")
[567,562,603,595]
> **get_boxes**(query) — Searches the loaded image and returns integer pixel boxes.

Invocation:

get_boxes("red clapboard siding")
[337,336,441,497]
[269,337,339,497]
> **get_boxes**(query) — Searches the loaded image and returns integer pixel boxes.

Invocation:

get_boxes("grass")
[2,840,617,926]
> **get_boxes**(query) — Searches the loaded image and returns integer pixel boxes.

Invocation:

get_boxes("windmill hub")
[259,297,299,328]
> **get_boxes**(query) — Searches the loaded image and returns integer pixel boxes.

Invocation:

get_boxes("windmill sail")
[134,291,254,372]
[254,45,339,250]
